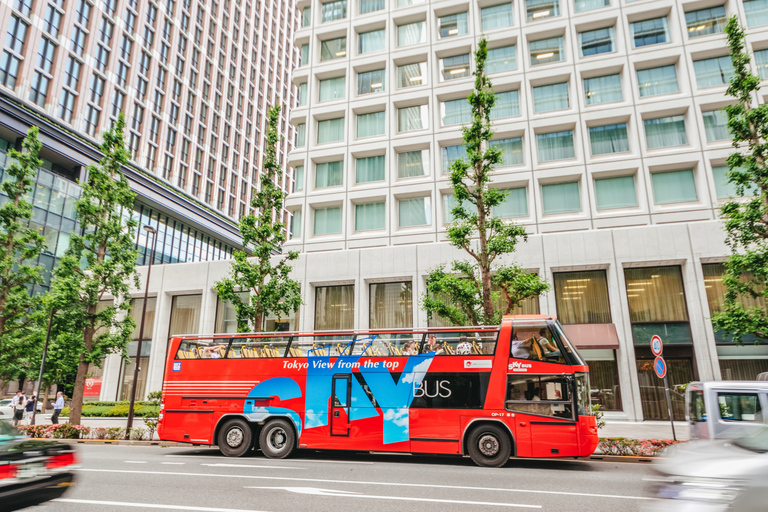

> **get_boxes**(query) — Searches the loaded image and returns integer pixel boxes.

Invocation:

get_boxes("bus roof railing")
[169,325,504,339]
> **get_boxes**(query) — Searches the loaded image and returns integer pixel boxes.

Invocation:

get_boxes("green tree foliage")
[713,17,768,342]
[49,113,139,425]
[214,105,302,332]
[423,39,549,326]
[0,127,45,383]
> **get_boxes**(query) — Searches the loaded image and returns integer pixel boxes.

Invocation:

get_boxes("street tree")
[0,127,46,384]
[214,105,302,332]
[49,113,139,424]
[712,17,768,343]
[423,38,549,326]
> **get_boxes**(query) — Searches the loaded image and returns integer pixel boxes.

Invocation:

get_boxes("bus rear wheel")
[217,418,253,457]
[259,419,295,459]
[467,424,511,468]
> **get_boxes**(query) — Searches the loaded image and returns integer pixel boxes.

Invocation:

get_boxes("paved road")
[27,445,655,512]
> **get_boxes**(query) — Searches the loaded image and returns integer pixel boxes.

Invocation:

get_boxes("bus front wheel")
[259,419,295,459]
[217,418,253,457]
[467,424,511,468]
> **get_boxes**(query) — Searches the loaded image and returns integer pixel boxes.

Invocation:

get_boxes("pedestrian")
[51,391,65,424]
[25,394,35,424]
[10,390,27,426]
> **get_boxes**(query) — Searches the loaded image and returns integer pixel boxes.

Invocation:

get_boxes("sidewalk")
[601,420,689,441]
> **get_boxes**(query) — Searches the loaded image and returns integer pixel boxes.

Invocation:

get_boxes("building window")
[711,165,739,199]
[319,76,345,102]
[482,3,514,30]
[15,0,33,17]
[644,115,687,149]
[744,0,768,28]
[168,294,202,336]
[542,181,580,215]
[441,144,467,174]
[532,82,569,113]
[357,111,385,138]
[397,150,426,178]
[315,285,354,330]
[756,49,768,80]
[487,45,516,73]
[583,74,622,105]
[397,62,426,88]
[321,0,347,23]
[574,0,609,13]
[554,270,611,324]
[29,72,50,106]
[315,160,343,188]
[399,197,430,227]
[703,109,729,142]
[537,130,575,162]
[359,0,385,14]
[495,187,528,218]
[693,56,734,88]
[686,6,727,37]
[300,44,309,65]
[298,83,308,106]
[296,123,306,147]
[314,206,343,235]
[356,154,385,183]
[580,349,622,410]
[85,106,101,136]
[397,21,425,47]
[490,90,520,119]
[651,169,697,204]
[579,27,615,57]
[117,297,156,401]
[357,69,385,95]
[317,117,345,144]
[355,202,385,231]
[589,123,629,155]
[526,0,559,21]
[595,175,637,210]
[43,5,62,37]
[440,54,470,81]
[637,65,679,97]
[290,210,302,238]
[6,16,28,54]
[398,105,427,132]
[441,99,471,126]
[359,29,385,54]
[529,36,564,65]
[370,282,413,329]
[490,137,524,166]
[320,37,346,61]
[293,165,305,191]
[302,6,312,27]
[443,193,461,223]
[438,12,468,39]
[630,17,669,48]
[58,89,76,122]
[625,266,691,344]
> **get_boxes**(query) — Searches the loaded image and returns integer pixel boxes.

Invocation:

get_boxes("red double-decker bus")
[158,315,598,467]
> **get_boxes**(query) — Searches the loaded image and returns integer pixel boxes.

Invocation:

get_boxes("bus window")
[230,336,291,358]
[423,330,498,356]
[506,375,574,420]
[291,334,354,357]
[551,321,586,366]
[354,333,421,356]
[175,339,230,359]
[689,390,706,422]
[510,323,566,364]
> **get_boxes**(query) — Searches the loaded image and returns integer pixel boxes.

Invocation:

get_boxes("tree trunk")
[68,354,89,425]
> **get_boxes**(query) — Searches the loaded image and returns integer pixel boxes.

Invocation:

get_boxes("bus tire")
[259,419,295,459]
[466,424,511,468]
[217,418,253,457]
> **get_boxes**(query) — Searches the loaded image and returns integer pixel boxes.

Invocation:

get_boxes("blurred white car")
[0,399,13,421]
[645,426,768,512]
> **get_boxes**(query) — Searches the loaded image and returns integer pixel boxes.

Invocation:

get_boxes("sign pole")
[663,374,677,441]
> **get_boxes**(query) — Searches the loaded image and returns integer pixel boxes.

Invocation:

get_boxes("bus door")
[330,374,351,436]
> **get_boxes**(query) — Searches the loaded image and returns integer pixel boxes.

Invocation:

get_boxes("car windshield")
[734,426,768,453]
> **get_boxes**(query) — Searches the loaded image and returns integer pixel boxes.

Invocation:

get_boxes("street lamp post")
[125,225,158,440]
[30,308,56,426]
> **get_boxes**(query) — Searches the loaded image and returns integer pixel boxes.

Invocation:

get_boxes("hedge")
[60,402,160,418]
[597,437,682,457]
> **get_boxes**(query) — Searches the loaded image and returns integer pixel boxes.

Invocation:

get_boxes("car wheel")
[217,418,253,457]
[259,419,295,459]
[467,424,512,468]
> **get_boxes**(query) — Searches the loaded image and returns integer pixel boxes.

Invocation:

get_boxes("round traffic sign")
[651,335,663,357]
[654,356,667,379]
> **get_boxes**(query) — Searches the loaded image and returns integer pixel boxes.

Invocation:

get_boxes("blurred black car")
[0,420,76,512]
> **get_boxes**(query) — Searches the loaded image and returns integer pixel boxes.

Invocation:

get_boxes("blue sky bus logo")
[172,362,182,372]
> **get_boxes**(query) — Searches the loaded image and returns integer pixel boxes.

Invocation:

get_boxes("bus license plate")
[18,462,46,479]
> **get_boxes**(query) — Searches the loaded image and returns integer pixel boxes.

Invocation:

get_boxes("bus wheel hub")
[227,428,244,447]
[479,434,499,456]
[269,428,286,450]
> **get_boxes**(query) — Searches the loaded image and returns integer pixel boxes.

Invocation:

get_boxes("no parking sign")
[653,356,667,379]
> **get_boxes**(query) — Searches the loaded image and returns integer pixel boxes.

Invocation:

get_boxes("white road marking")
[123,461,147,464]
[201,463,303,470]
[162,462,185,465]
[291,459,374,465]
[75,469,651,501]
[53,498,268,512]
[247,486,540,508]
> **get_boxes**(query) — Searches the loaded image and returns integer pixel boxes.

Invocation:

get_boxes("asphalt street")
[25,444,656,512]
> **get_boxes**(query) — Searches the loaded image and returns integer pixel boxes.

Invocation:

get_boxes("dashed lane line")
[53,498,268,512]
[201,463,304,470]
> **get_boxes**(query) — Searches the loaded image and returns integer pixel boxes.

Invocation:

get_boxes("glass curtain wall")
[369,282,413,328]
[117,298,155,401]
[315,285,355,330]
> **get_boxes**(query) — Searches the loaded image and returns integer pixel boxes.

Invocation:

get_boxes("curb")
[588,454,658,463]
[57,439,189,447]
